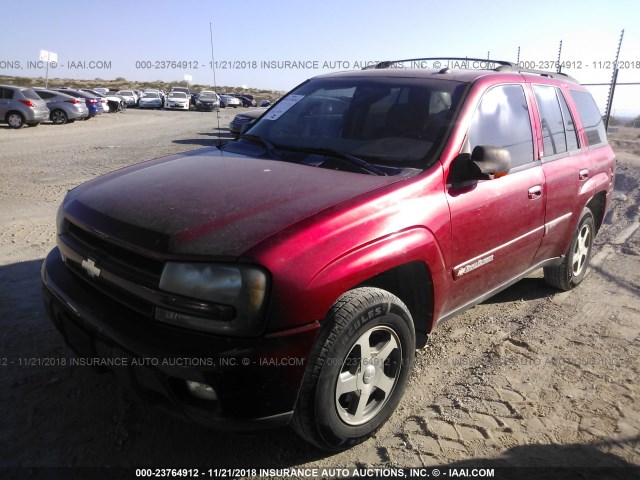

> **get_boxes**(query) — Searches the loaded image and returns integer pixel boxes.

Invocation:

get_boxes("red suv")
[42,58,615,450]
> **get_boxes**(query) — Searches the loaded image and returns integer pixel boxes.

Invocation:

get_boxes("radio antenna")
[209,22,222,147]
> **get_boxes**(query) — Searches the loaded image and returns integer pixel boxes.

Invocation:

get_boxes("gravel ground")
[0,110,638,476]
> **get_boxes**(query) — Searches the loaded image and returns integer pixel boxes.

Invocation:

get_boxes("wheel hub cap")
[335,325,402,426]
[362,364,376,384]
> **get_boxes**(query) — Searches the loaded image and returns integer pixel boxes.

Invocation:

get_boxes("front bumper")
[41,247,319,430]
[196,103,218,111]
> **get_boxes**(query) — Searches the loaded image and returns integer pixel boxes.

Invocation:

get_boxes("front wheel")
[292,287,415,451]
[544,207,595,290]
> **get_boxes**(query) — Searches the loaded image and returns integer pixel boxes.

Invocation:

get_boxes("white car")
[164,91,189,110]
[117,90,138,107]
[219,94,241,108]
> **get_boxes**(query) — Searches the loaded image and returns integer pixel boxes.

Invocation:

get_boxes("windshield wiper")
[280,146,387,176]
[238,134,281,159]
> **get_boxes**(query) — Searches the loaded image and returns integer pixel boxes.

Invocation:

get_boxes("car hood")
[63,148,404,258]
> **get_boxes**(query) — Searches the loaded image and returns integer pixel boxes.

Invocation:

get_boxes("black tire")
[544,207,595,291]
[51,109,68,125]
[6,111,25,129]
[292,287,415,451]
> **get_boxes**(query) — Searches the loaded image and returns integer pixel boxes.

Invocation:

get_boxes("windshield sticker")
[263,95,305,120]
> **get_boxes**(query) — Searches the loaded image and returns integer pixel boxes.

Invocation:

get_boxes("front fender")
[287,227,448,333]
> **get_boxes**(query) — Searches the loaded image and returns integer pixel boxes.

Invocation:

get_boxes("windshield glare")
[247,77,465,166]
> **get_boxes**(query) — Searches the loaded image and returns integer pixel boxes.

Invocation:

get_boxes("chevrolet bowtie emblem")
[81,258,101,278]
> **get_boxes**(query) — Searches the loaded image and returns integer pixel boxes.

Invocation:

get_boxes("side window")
[533,85,567,156]
[37,91,53,99]
[569,90,607,147]
[467,84,534,169]
[557,90,579,151]
[1,88,15,100]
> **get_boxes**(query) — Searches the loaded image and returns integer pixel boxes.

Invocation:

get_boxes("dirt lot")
[0,110,638,474]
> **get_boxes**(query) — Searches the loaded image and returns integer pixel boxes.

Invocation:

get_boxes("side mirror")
[239,120,257,135]
[452,146,511,181]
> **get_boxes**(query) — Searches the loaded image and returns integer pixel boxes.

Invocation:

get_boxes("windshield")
[169,92,186,98]
[246,76,466,167]
[200,93,216,99]
[118,91,133,96]
[143,93,159,98]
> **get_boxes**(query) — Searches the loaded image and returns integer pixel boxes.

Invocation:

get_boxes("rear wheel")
[51,109,68,125]
[544,208,595,290]
[6,111,25,129]
[292,287,415,451]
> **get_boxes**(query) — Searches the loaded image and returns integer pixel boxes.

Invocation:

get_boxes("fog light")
[186,380,218,401]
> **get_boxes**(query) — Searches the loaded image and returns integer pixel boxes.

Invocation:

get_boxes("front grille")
[61,222,165,316]
[66,222,163,288]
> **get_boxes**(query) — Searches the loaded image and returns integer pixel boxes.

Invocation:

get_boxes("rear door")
[445,83,546,310]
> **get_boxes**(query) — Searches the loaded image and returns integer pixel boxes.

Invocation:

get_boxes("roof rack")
[363,57,579,84]
[363,57,516,70]
[495,64,579,84]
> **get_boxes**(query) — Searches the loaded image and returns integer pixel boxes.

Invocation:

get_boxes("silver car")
[34,88,89,124]
[138,92,163,109]
[219,94,241,108]
[0,85,50,128]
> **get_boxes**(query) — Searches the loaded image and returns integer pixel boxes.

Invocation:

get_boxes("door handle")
[579,169,589,181]
[528,185,542,199]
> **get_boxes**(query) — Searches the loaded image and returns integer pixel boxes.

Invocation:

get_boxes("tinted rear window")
[22,88,42,100]
[569,90,607,147]
[35,90,54,99]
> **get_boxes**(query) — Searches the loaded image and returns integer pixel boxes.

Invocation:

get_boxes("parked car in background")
[193,91,220,111]
[170,87,190,96]
[33,88,89,124]
[78,89,110,113]
[164,91,189,110]
[103,91,128,112]
[237,96,256,107]
[116,90,138,108]
[93,87,109,95]
[232,94,256,107]
[0,85,50,128]
[219,94,241,108]
[138,92,163,109]
[228,107,267,135]
[50,89,104,118]
[259,99,271,107]
[169,87,191,109]
[144,88,165,104]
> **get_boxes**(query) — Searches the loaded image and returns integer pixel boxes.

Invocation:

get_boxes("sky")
[1,0,638,116]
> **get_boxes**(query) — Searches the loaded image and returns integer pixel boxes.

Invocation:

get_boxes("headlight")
[157,263,269,336]
[56,202,67,234]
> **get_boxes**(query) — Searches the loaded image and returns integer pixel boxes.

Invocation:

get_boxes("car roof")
[313,67,580,85]
[34,88,75,97]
